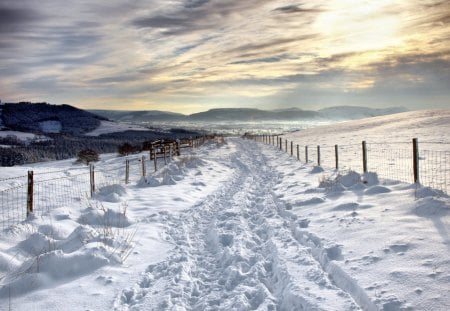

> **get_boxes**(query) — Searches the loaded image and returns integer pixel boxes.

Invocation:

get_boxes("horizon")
[1,1,450,114]
[1,101,417,116]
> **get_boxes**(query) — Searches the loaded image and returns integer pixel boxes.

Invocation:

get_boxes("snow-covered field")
[282,109,450,195]
[84,121,153,136]
[0,113,449,310]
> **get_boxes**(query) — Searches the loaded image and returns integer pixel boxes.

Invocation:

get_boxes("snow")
[0,114,449,310]
[283,109,450,148]
[0,131,45,142]
[84,120,152,136]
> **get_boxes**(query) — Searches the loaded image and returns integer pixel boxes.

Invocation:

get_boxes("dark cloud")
[273,4,321,14]
[229,55,286,65]
[89,74,142,84]
[130,0,275,36]
[185,0,210,9]
[225,35,319,57]
[133,15,191,29]
[0,7,41,33]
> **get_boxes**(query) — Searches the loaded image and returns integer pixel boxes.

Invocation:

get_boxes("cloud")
[229,56,286,65]
[0,6,42,34]
[273,4,322,14]
[0,0,449,112]
[184,0,210,9]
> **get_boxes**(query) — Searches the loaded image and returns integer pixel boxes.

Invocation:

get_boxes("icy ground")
[0,137,449,310]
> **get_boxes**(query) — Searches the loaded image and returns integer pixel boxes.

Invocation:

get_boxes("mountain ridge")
[89,106,408,122]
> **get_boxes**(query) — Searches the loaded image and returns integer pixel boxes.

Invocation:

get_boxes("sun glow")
[314,0,403,54]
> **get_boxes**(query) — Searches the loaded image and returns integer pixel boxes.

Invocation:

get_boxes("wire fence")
[250,135,450,196]
[0,136,214,231]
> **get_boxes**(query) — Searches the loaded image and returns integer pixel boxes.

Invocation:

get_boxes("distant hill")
[1,103,409,137]
[92,106,407,123]
[1,102,107,135]
[188,108,320,121]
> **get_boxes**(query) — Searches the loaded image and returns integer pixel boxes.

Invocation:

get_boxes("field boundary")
[245,134,449,196]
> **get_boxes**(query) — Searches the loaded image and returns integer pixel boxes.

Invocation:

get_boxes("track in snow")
[116,138,370,310]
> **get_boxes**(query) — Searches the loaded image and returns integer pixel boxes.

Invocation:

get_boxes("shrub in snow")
[118,142,136,156]
[318,175,346,192]
[77,148,99,165]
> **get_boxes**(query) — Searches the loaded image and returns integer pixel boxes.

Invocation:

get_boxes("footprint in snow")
[388,243,410,253]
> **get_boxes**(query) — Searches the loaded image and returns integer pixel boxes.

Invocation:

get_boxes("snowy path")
[116,139,367,310]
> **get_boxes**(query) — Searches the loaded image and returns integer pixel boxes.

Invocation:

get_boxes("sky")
[0,0,449,114]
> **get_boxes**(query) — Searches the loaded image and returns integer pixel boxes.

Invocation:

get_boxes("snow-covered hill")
[318,106,407,120]
[284,109,450,148]
[0,113,449,310]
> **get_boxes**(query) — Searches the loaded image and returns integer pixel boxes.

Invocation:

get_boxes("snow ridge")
[115,139,369,310]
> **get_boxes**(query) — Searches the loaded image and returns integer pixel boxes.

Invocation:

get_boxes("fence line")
[0,136,214,230]
[247,134,450,196]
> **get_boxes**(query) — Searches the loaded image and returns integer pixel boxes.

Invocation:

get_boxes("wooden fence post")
[335,144,339,170]
[125,159,130,184]
[291,141,293,156]
[305,146,308,163]
[176,141,181,156]
[362,141,368,173]
[285,139,288,153]
[297,144,299,161]
[141,155,146,177]
[413,138,419,183]
[317,145,321,166]
[154,150,158,172]
[280,138,282,151]
[90,164,95,197]
[163,147,167,165]
[27,171,33,217]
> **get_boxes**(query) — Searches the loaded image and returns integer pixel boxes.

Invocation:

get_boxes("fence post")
[362,141,368,173]
[141,155,146,177]
[413,138,419,183]
[297,144,299,161]
[305,146,308,163]
[317,145,321,166]
[90,164,95,197]
[291,141,293,156]
[154,150,158,172]
[125,159,130,184]
[26,171,33,217]
[335,144,339,170]
[285,139,287,153]
[280,138,282,151]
